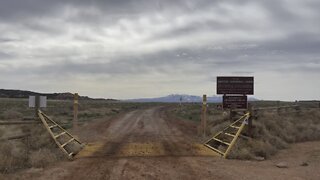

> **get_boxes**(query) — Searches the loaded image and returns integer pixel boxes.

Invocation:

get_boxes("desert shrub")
[228,140,253,159]
[234,109,320,159]
[29,148,60,168]
[0,124,65,174]
[0,141,28,173]
[205,108,320,160]
[27,125,56,150]
[1,109,23,120]
[248,140,277,158]
[210,121,229,135]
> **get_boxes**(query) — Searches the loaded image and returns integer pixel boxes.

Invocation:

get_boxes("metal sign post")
[35,96,40,117]
[73,93,79,130]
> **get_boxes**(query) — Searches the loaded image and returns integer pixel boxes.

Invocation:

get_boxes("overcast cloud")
[0,0,319,100]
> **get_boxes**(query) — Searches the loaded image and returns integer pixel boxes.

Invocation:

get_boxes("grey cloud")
[0,0,65,21]
[0,0,209,21]
[0,38,20,43]
[0,51,14,60]
[0,0,320,100]
[262,33,320,55]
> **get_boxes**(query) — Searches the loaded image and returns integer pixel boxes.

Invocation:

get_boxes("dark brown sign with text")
[223,95,248,109]
[217,76,254,95]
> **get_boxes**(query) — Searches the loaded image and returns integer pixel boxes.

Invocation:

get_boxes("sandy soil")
[6,106,320,180]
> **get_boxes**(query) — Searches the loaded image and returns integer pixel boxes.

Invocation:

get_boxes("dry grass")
[29,148,61,168]
[0,98,157,174]
[1,109,23,120]
[0,141,28,173]
[228,109,320,159]
[172,103,320,160]
[0,124,64,173]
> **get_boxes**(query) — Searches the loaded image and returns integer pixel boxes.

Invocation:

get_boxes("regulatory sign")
[217,76,254,95]
[29,96,35,107]
[40,96,47,108]
[223,95,248,109]
[29,96,47,108]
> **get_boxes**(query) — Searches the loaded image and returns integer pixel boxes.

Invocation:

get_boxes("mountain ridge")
[0,89,115,101]
[0,89,258,102]
[126,94,258,103]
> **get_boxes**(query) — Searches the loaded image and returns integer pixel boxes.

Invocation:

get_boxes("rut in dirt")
[86,106,201,157]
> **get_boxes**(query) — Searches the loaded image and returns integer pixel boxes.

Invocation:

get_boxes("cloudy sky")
[0,0,319,100]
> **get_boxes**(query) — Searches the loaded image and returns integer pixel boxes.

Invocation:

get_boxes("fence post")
[73,93,79,130]
[295,100,300,115]
[229,104,236,121]
[179,96,182,112]
[277,100,280,115]
[202,95,207,138]
[247,104,253,137]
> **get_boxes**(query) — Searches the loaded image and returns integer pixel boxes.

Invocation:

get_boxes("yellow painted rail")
[204,113,250,158]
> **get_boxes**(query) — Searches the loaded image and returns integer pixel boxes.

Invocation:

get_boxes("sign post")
[202,94,207,138]
[73,93,79,130]
[216,76,254,137]
[35,96,40,118]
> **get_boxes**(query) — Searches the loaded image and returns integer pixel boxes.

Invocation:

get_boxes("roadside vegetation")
[171,101,320,159]
[0,98,156,174]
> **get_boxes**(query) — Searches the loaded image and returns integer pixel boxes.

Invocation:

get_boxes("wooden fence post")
[202,95,207,138]
[179,96,182,112]
[229,104,236,121]
[73,93,79,130]
[295,100,300,115]
[277,101,280,114]
[247,104,253,137]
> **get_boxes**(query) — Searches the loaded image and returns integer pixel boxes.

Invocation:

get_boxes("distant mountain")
[0,89,117,101]
[127,94,258,103]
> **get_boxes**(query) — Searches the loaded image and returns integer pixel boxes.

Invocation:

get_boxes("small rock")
[254,156,265,161]
[301,162,309,166]
[276,162,288,168]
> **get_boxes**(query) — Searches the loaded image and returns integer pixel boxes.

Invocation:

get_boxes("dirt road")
[10,106,320,180]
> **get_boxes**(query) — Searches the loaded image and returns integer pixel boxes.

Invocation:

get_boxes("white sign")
[40,96,47,108]
[29,96,35,107]
[29,96,47,108]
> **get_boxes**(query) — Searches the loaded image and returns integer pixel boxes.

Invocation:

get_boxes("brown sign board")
[217,76,254,95]
[223,95,248,109]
